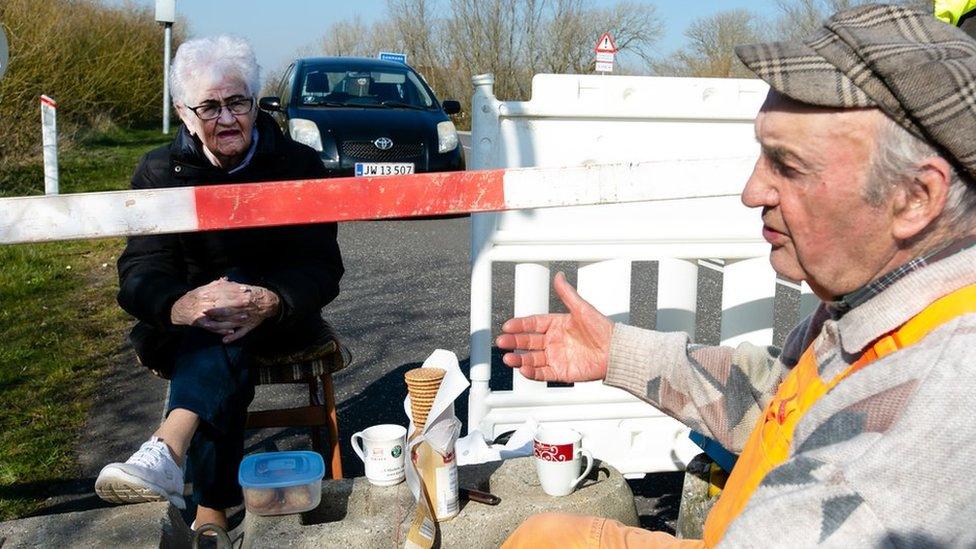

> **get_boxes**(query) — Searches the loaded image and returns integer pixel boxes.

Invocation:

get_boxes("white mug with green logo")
[351,424,407,486]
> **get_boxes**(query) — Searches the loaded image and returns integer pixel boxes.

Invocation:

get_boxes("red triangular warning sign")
[595,32,618,53]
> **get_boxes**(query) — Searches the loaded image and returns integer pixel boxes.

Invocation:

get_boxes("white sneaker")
[95,436,186,509]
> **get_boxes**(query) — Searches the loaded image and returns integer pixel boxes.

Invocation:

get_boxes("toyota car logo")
[373,137,394,150]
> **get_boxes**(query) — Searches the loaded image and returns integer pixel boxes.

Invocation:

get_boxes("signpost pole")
[163,22,172,134]
[155,0,176,134]
[40,95,59,195]
[0,25,9,82]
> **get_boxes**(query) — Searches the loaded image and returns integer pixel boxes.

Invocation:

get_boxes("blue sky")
[117,0,780,82]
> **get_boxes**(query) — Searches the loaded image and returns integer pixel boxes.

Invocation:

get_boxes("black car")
[259,57,464,177]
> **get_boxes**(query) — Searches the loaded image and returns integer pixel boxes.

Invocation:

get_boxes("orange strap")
[702,283,976,547]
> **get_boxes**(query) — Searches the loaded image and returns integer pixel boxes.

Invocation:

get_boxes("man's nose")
[741,166,777,209]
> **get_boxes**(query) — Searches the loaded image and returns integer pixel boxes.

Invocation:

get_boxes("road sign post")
[40,95,59,195]
[156,0,176,134]
[594,32,618,74]
[0,25,8,81]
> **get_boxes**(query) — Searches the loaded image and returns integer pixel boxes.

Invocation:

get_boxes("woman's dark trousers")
[166,329,254,509]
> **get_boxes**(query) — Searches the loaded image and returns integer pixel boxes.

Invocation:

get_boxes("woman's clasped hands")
[170,277,281,343]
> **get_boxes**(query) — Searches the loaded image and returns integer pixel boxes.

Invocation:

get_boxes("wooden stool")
[245,337,347,479]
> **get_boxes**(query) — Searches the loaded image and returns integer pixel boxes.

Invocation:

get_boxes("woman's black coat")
[117,111,344,375]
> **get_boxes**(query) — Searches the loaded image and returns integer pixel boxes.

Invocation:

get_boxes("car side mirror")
[442,100,461,115]
[259,96,281,112]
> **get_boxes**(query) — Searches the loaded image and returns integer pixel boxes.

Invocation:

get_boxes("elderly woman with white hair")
[93,35,343,531]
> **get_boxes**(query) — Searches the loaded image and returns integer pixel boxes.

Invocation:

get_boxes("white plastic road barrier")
[0,158,756,245]
[468,73,783,476]
[41,95,58,195]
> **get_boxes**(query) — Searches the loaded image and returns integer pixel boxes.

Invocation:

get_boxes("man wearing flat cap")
[499,4,976,547]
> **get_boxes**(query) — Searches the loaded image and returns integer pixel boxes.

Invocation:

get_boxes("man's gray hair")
[867,114,976,236]
[170,35,260,106]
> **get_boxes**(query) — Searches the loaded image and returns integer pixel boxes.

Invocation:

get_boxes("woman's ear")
[174,103,196,136]
[891,156,952,241]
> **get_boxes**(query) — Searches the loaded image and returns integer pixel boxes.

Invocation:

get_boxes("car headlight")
[288,118,323,151]
[437,120,458,153]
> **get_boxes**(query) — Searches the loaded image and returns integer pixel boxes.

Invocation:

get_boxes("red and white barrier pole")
[0,157,755,245]
[40,95,59,195]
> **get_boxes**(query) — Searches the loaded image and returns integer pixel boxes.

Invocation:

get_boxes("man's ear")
[891,156,952,241]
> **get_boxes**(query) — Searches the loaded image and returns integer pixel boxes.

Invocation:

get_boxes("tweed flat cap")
[735,4,976,180]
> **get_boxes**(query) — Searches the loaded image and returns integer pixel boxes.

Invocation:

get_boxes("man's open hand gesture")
[495,272,613,383]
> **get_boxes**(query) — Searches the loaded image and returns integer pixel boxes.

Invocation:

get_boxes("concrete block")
[243,456,637,548]
[0,458,637,548]
[0,501,169,548]
[676,454,717,540]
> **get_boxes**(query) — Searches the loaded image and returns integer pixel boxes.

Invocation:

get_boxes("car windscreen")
[296,64,435,109]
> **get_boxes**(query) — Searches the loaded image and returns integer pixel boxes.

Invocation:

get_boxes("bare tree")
[289,0,663,127]
[772,0,866,40]
[386,0,442,69]
[537,0,587,73]
[649,1,935,79]
[539,1,663,74]
[651,9,762,78]
[319,16,401,58]
[593,2,664,66]
[442,0,545,99]
[439,0,663,99]
[321,17,369,57]
[772,1,931,40]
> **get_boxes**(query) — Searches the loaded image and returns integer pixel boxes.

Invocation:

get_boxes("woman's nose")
[216,105,236,124]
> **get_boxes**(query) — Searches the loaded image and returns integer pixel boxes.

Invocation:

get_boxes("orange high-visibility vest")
[702,283,976,547]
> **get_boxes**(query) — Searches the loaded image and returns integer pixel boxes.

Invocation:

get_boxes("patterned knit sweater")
[604,246,976,547]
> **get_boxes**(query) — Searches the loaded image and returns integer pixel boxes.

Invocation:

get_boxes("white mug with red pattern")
[533,426,594,496]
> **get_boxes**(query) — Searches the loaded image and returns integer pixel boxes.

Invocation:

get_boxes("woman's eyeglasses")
[185,97,254,120]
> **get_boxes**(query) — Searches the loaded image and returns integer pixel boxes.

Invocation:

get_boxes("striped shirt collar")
[829,235,976,316]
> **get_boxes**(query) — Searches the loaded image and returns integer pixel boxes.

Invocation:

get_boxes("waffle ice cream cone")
[406,368,445,429]
[402,355,461,527]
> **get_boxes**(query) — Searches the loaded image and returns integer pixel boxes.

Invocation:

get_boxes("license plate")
[355,162,415,176]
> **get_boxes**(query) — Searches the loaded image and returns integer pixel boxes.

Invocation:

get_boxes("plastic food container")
[238,451,324,515]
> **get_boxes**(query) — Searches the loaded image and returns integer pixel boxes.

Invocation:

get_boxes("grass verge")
[0,127,170,520]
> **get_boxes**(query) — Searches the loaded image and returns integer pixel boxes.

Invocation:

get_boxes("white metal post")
[162,22,172,134]
[576,259,631,323]
[512,262,550,393]
[468,73,500,434]
[656,258,699,336]
[575,259,631,395]
[720,257,777,346]
[40,95,58,195]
